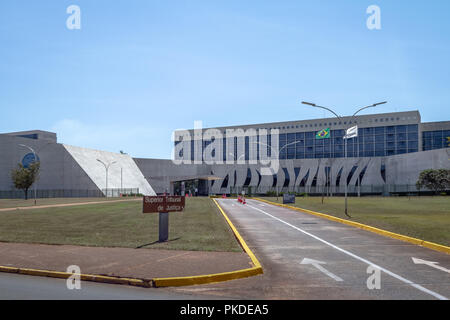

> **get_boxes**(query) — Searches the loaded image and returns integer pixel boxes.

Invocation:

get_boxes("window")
[408,132,418,141]
[397,133,407,141]
[279,134,287,148]
[375,127,384,134]
[332,129,344,137]
[364,150,374,157]
[386,141,395,149]
[287,133,296,144]
[386,150,395,156]
[386,126,395,133]
[407,124,418,132]
[375,143,385,151]
[364,135,374,143]
[408,141,418,149]
[315,145,324,152]
[386,134,395,142]
[397,141,407,149]
[287,148,295,159]
[305,132,315,139]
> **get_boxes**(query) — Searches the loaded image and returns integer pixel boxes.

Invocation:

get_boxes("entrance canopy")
[171,175,222,196]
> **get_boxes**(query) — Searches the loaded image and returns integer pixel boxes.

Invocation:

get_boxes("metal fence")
[0,189,104,199]
[227,185,449,197]
[0,188,140,199]
[101,188,140,198]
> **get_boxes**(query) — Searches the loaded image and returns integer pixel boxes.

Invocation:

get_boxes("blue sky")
[1,1,449,158]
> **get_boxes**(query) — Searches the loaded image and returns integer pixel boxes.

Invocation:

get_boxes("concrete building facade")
[0,131,155,198]
[1,110,449,198]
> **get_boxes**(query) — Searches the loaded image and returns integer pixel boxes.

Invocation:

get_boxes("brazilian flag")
[316,128,330,139]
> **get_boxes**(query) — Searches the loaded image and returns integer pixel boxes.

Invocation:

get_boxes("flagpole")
[301,101,387,218]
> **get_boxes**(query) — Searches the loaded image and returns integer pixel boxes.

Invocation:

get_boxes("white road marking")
[300,258,343,282]
[412,258,450,274]
[243,202,448,300]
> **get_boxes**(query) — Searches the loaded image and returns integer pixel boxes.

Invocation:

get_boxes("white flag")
[344,125,358,139]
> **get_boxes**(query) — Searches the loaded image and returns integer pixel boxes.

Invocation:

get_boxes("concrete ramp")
[63,144,156,196]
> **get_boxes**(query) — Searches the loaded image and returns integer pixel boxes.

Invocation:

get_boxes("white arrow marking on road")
[300,258,343,282]
[245,202,447,300]
[412,257,450,274]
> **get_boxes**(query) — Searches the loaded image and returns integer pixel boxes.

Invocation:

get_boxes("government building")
[1,110,449,198]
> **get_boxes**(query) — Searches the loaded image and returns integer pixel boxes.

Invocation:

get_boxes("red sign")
[143,196,185,213]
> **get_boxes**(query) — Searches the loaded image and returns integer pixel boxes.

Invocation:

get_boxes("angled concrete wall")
[0,134,156,196]
[63,145,156,196]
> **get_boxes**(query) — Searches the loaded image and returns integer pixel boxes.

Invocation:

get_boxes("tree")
[416,169,450,194]
[11,162,40,200]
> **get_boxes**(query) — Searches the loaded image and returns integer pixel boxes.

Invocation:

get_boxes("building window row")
[423,130,450,151]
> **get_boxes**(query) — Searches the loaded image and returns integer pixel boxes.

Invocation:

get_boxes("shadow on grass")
[136,237,181,249]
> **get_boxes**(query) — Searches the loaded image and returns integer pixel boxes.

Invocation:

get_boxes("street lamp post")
[301,101,387,218]
[97,159,117,197]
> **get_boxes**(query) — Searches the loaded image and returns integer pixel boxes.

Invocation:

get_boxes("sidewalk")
[0,242,252,281]
[0,198,141,212]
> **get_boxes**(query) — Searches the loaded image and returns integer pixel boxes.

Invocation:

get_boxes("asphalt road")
[0,272,224,300]
[2,198,449,300]
[174,199,450,300]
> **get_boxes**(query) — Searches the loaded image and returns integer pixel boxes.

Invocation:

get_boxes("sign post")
[158,212,169,242]
[143,195,185,243]
[283,193,295,204]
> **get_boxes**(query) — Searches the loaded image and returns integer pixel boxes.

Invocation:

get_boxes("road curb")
[0,265,151,287]
[254,198,450,255]
[0,198,263,289]
[152,198,263,287]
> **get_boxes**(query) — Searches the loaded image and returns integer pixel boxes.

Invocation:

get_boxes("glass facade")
[279,124,419,159]
[423,130,450,151]
[175,123,438,161]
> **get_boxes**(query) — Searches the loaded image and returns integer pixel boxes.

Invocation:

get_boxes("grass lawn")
[0,197,135,209]
[0,197,242,252]
[262,196,450,247]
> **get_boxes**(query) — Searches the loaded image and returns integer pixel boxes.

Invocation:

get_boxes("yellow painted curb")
[0,265,151,287]
[254,197,450,255]
[0,198,263,289]
[152,198,263,287]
